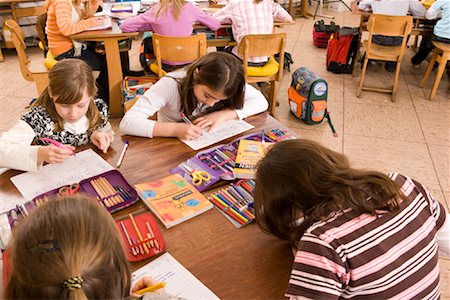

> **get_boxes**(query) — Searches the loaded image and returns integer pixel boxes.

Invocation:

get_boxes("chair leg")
[420,50,439,88]
[391,61,402,102]
[357,57,369,97]
[429,52,449,100]
[268,81,278,116]
[33,74,49,96]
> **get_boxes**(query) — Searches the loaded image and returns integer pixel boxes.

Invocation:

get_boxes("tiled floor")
[0,6,449,297]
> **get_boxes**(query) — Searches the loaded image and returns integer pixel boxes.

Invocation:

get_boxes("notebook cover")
[135,174,213,229]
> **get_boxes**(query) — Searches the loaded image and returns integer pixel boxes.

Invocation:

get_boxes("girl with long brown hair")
[120,52,268,140]
[255,139,449,299]
[0,59,114,172]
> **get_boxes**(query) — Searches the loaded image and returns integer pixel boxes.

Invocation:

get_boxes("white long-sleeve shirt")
[119,69,269,138]
[0,111,113,173]
[358,0,426,17]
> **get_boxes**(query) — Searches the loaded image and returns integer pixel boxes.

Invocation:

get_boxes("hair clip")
[29,239,61,254]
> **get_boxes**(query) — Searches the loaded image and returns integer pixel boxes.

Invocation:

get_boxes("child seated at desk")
[119,52,268,140]
[212,0,293,66]
[2,195,157,298]
[254,139,450,299]
[119,0,221,73]
[45,0,111,101]
[0,59,114,173]
[411,0,450,66]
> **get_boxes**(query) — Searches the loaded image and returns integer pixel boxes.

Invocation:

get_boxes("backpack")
[312,20,339,48]
[139,33,155,73]
[326,27,359,74]
[288,67,337,136]
[274,52,294,72]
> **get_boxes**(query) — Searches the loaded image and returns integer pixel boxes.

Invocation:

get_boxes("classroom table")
[0,112,295,299]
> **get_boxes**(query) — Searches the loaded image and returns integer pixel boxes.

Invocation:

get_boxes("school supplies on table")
[132,252,219,299]
[135,174,213,228]
[116,140,129,168]
[86,17,112,31]
[207,179,255,228]
[135,282,166,295]
[9,149,114,208]
[171,128,296,190]
[116,212,165,262]
[110,3,133,13]
[233,139,265,179]
[180,119,254,150]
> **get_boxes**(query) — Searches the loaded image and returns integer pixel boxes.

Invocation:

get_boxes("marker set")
[170,128,295,191]
[116,212,165,262]
[207,179,255,228]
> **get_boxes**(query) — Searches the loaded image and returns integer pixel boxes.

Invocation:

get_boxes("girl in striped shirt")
[254,139,449,299]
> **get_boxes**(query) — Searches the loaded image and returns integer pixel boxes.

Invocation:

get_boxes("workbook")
[180,119,254,151]
[132,252,219,299]
[135,174,213,228]
[233,139,265,179]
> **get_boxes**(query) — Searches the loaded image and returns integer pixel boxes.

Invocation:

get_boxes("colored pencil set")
[116,212,165,261]
[89,176,132,208]
[207,179,256,227]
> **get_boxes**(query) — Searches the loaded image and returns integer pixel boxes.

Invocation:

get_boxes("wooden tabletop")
[0,113,294,299]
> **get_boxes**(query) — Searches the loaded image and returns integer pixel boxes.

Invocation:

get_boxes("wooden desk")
[0,113,294,299]
[70,22,137,118]
[0,0,45,61]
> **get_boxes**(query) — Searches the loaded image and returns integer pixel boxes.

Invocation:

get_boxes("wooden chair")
[150,33,207,78]
[419,41,450,100]
[238,33,287,116]
[4,19,49,95]
[357,14,412,101]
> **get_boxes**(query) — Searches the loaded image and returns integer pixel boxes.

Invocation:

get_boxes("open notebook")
[132,252,219,299]
[86,17,112,31]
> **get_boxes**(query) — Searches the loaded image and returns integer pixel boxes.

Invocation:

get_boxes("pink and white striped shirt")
[213,0,292,63]
[286,173,447,299]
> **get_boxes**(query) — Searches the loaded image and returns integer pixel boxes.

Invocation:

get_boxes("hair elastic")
[63,276,84,291]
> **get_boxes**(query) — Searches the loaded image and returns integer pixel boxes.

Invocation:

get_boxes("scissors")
[181,164,211,186]
[58,183,80,197]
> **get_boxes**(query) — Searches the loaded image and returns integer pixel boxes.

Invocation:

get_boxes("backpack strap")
[325,112,338,137]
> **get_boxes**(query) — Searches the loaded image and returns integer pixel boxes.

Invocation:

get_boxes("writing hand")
[90,131,114,153]
[177,123,202,140]
[38,145,75,165]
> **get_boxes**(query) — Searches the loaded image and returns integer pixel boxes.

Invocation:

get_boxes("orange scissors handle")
[58,183,80,196]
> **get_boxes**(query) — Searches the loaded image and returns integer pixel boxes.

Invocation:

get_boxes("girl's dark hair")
[178,52,245,118]
[254,139,402,247]
[5,195,131,299]
[34,59,101,132]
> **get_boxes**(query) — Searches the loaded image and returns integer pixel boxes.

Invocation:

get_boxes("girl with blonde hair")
[0,59,114,173]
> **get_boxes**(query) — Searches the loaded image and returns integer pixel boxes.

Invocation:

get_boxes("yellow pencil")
[135,282,166,295]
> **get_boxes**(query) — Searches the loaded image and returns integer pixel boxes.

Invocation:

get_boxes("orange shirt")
[46,0,97,56]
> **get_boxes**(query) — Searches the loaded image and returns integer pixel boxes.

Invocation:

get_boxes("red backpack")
[326,28,359,74]
[312,20,339,48]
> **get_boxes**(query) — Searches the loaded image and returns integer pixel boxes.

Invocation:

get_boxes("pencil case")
[116,212,165,262]
[206,179,256,228]
[170,128,296,189]
[32,169,139,214]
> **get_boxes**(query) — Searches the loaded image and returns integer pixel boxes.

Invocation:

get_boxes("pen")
[180,113,193,125]
[116,141,129,168]
[39,138,75,156]
[261,129,265,145]
[135,282,166,295]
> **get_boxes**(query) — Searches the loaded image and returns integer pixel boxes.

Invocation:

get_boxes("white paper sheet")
[9,149,113,204]
[180,119,254,150]
[132,252,219,300]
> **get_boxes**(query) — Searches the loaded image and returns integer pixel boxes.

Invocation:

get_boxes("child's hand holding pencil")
[131,277,168,298]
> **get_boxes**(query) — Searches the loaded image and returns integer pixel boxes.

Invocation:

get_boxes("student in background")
[411,0,450,65]
[213,0,293,66]
[120,52,268,140]
[358,0,426,71]
[0,59,114,173]
[254,139,449,299]
[3,195,155,298]
[45,0,110,101]
[120,0,220,72]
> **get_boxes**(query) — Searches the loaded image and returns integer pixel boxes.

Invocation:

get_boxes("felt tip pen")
[116,141,129,168]
[135,282,166,295]
[39,138,75,156]
[180,113,193,125]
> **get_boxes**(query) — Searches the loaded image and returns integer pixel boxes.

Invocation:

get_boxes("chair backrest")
[4,19,32,81]
[152,33,207,77]
[367,14,413,37]
[36,12,48,53]
[238,33,287,82]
